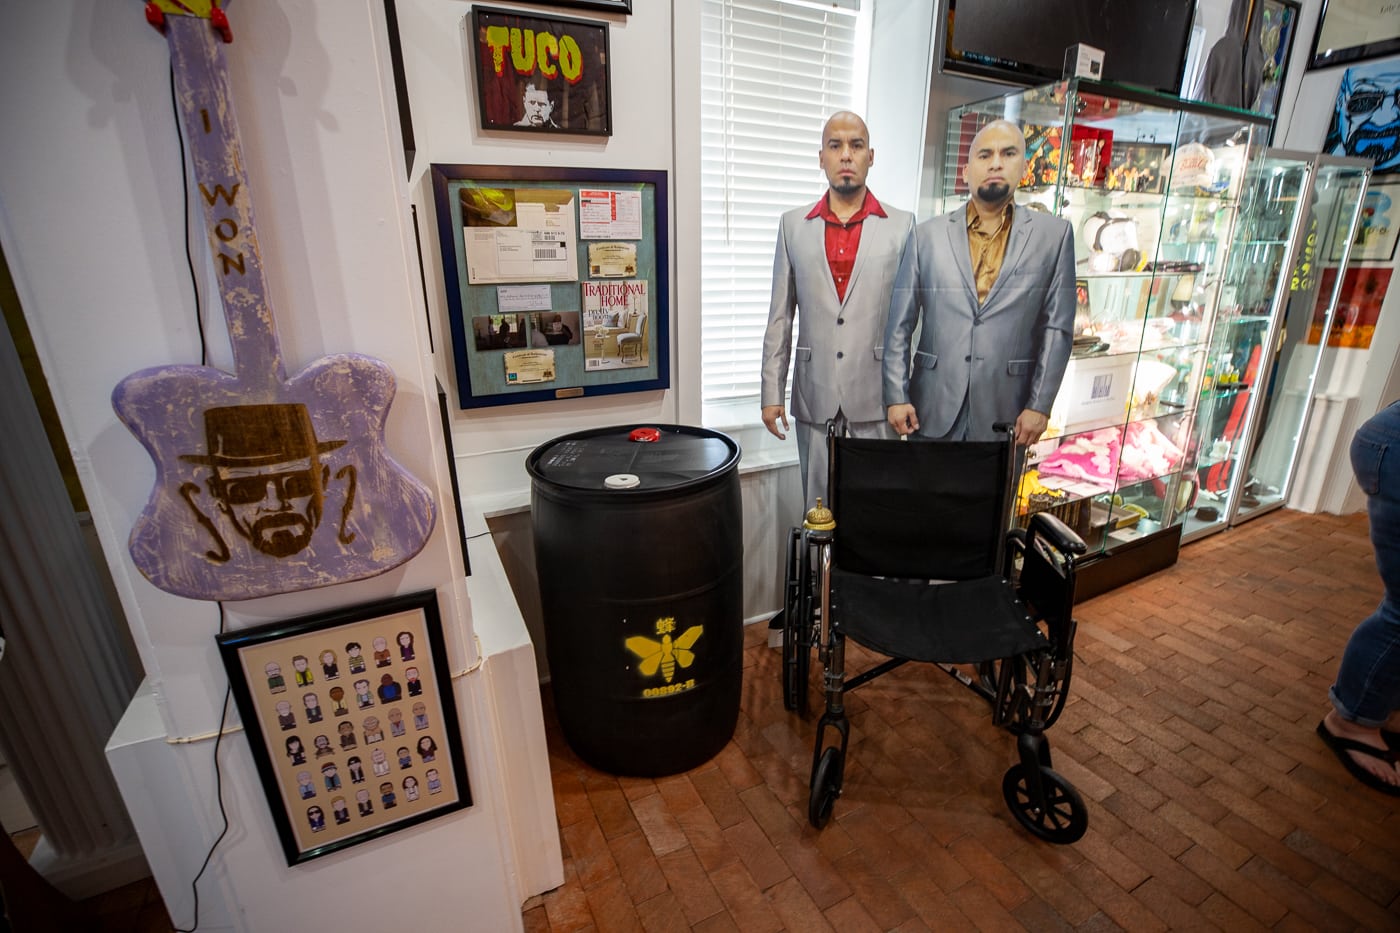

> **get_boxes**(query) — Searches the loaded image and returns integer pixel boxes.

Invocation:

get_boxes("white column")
[0,307,147,897]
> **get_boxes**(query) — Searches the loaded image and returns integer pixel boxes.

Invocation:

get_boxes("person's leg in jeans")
[1325,401,1400,787]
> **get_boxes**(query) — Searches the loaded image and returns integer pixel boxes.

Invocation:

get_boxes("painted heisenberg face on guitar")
[181,403,347,560]
[215,456,322,557]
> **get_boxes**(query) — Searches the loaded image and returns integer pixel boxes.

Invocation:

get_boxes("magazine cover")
[581,280,649,370]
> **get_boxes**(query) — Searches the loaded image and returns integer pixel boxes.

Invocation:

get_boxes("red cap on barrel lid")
[629,427,661,442]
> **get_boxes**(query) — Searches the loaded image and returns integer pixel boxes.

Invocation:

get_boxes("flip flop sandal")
[1384,729,1400,754]
[1316,720,1400,797]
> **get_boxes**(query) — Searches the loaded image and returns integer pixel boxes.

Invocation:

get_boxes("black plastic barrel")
[527,424,743,776]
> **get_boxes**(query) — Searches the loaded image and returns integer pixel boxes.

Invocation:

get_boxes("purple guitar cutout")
[112,8,436,600]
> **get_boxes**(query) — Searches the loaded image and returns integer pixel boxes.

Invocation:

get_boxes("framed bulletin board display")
[216,590,471,865]
[431,164,670,409]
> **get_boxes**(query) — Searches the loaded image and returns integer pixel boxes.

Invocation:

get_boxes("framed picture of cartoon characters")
[217,590,470,865]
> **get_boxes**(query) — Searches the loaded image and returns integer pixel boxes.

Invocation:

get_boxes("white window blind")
[700,0,865,404]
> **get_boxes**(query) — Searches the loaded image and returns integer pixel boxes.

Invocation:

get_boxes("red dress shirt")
[805,191,887,303]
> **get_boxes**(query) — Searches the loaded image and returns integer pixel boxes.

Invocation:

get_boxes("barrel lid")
[527,424,740,492]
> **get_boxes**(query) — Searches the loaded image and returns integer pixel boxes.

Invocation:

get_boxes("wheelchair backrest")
[829,436,1015,581]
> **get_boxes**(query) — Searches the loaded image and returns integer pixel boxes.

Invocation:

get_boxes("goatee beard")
[831,179,861,196]
[977,181,1012,204]
[250,513,315,558]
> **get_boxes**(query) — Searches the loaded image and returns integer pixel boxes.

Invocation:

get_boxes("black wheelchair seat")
[833,571,1045,664]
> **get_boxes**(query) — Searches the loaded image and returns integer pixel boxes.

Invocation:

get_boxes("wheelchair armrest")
[1026,511,1087,556]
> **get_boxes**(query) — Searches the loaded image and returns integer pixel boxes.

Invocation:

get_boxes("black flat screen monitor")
[943,0,1194,96]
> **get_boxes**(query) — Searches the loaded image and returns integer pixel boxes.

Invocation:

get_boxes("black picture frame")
[436,379,472,576]
[1252,0,1301,124]
[470,5,612,136]
[507,0,631,11]
[1308,0,1400,70]
[216,590,471,865]
[431,163,670,409]
[383,0,415,175]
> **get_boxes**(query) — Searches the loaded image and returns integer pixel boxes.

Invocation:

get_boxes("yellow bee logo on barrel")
[625,616,702,684]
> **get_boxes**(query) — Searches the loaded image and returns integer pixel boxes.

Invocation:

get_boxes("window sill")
[703,398,798,474]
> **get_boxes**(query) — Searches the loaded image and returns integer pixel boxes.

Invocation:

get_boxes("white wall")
[865,2,938,214]
[0,1,558,928]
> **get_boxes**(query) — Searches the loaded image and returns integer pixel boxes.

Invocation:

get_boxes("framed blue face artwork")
[1323,59,1400,175]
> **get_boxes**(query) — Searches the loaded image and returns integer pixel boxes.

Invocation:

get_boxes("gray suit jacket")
[761,198,914,425]
[883,204,1075,440]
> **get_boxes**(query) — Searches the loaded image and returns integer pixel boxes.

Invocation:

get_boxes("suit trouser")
[795,411,892,509]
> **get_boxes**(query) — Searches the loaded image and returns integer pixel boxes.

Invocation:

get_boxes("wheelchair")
[781,425,1089,843]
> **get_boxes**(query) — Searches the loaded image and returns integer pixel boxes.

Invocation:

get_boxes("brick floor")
[524,509,1400,931]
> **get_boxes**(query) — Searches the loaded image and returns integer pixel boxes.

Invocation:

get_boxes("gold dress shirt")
[966,201,1014,305]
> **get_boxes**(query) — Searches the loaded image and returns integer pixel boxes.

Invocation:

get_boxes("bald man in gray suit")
[761,112,914,504]
[884,120,1075,447]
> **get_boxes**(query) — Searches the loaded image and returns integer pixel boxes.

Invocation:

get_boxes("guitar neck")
[165,14,284,384]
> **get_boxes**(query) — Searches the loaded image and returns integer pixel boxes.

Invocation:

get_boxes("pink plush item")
[1038,428,1122,483]
[1117,420,1184,483]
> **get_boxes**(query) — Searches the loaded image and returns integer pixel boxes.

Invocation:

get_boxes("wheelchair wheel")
[1001,764,1087,844]
[781,611,811,714]
[808,746,843,828]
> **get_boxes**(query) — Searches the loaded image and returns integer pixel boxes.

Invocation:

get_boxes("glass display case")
[1171,152,1313,541]
[1227,154,1372,527]
[944,79,1270,596]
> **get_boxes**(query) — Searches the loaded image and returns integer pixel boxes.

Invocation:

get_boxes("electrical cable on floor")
[173,602,232,933]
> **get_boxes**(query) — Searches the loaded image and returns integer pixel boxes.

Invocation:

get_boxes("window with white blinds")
[699,0,867,404]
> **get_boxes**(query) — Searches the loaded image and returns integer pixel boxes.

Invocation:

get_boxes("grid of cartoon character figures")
[263,628,446,840]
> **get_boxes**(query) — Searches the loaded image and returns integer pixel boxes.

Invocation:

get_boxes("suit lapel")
[843,212,877,307]
[801,211,842,305]
[981,205,1032,312]
[948,208,976,300]
[840,215,862,306]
